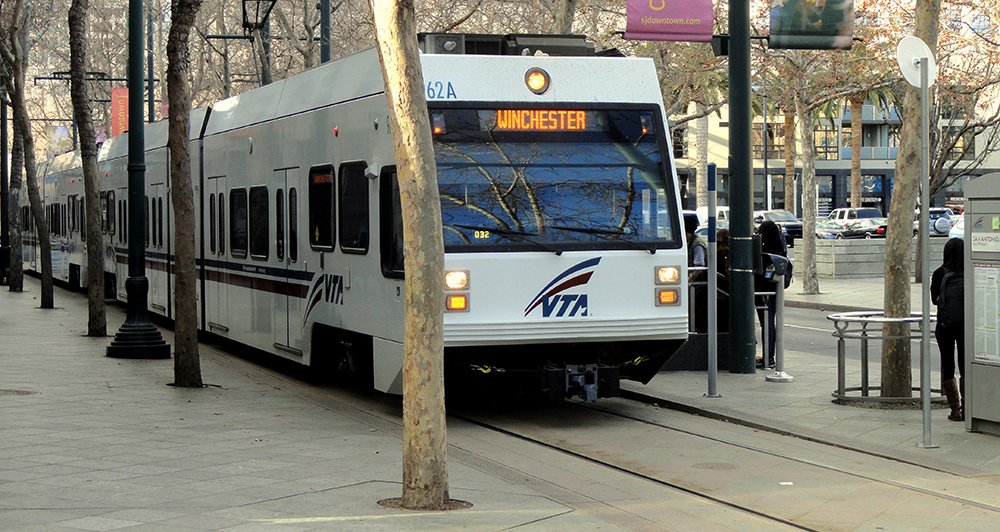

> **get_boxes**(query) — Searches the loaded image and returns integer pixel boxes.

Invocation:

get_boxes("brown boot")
[943,379,963,421]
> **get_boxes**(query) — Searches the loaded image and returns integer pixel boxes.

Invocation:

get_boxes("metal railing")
[826,311,944,403]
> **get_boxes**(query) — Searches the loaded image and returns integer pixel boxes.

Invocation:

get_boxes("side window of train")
[289,188,298,262]
[80,198,86,242]
[68,197,74,234]
[122,200,127,244]
[308,165,335,250]
[100,191,107,232]
[117,199,123,242]
[158,197,164,248]
[107,191,115,236]
[275,189,284,262]
[150,198,157,249]
[379,166,404,278]
[249,186,269,260]
[230,188,249,258]
[218,193,226,255]
[209,194,217,254]
[145,196,150,247]
[339,162,369,254]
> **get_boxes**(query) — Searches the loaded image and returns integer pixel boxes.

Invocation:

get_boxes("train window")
[150,198,156,249]
[62,204,67,236]
[338,162,369,254]
[122,200,127,244]
[289,188,298,263]
[249,186,269,259]
[100,191,107,232]
[68,197,75,233]
[230,188,248,258]
[209,194,216,254]
[276,189,284,262]
[379,167,404,278]
[145,196,150,247]
[81,198,86,242]
[308,165,335,250]
[117,199,123,242]
[158,197,164,248]
[22,206,30,233]
[107,191,115,235]
[218,193,226,255]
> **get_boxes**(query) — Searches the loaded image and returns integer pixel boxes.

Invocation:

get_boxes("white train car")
[28,34,688,400]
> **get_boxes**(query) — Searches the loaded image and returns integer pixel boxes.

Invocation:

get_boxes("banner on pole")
[111,88,129,137]
[769,0,855,50]
[624,0,713,43]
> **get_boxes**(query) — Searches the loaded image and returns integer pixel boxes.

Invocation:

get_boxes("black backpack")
[938,269,964,325]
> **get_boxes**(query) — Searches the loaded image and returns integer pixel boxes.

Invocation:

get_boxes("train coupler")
[565,364,619,402]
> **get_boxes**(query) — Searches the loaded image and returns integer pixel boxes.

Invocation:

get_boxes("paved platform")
[3,273,998,532]
[628,274,1000,481]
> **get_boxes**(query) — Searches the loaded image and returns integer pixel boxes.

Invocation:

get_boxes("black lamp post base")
[106,276,171,359]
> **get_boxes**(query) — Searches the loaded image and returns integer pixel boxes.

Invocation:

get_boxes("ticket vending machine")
[964,173,1000,436]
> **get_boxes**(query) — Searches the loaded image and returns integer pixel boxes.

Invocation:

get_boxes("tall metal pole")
[729,0,756,373]
[320,0,330,63]
[107,0,170,359]
[707,163,721,397]
[919,58,936,448]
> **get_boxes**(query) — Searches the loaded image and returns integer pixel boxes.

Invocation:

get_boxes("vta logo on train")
[523,257,600,318]
[303,274,345,325]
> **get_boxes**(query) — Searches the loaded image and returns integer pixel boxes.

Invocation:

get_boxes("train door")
[205,176,229,333]
[148,184,169,316]
[114,187,128,300]
[273,168,305,353]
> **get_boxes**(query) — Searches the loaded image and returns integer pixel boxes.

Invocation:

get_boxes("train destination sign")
[496,110,587,131]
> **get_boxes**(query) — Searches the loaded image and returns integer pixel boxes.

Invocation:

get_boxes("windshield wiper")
[549,225,657,254]
[454,224,562,255]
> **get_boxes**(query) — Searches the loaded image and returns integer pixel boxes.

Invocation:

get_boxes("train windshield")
[431,107,682,253]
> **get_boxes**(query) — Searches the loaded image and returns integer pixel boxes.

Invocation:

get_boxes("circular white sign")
[896,36,936,88]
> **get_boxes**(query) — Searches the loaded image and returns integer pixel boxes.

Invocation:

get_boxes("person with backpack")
[931,237,965,421]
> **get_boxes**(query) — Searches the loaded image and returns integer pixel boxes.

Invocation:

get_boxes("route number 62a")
[427,81,457,100]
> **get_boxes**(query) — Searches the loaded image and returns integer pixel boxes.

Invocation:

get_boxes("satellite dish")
[896,36,936,88]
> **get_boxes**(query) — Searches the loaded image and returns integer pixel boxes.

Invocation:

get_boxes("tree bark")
[796,94,819,294]
[695,104,708,208]
[784,112,795,214]
[167,0,204,388]
[370,0,449,510]
[850,95,863,210]
[882,0,941,397]
[7,114,23,292]
[553,0,577,34]
[5,0,54,308]
[69,0,107,336]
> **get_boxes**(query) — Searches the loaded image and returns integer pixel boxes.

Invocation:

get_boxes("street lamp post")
[106,0,170,358]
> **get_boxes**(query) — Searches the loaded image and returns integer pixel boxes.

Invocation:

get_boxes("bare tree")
[6,106,24,292]
[1,0,54,308]
[882,0,941,398]
[167,0,204,387]
[370,0,450,510]
[69,0,107,336]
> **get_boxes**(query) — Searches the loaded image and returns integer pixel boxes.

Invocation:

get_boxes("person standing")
[756,221,786,368]
[932,237,965,421]
[685,214,708,332]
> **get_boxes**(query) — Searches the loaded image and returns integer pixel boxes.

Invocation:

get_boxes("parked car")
[696,206,729,223]
[913,208,954,236]
[950,215,965,239]
[827,207,883,227]
[754,210,803,247]
[815,219,846,239]
[695,220,729,238]
[838,218,888,239]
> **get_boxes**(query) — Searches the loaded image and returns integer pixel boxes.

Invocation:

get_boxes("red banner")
[624,0,713,42]
[111,88,128,137]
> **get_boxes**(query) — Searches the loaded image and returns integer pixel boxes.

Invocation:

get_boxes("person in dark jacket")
[756,221,786,368]
[932,237,965,421]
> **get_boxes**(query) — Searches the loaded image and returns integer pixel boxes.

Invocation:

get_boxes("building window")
[946,127,975,160]
[814,125,839,160]
[752,123,786,160]
[671,127,687,159]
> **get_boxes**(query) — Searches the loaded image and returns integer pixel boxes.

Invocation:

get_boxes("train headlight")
[446,294,469,311]
[525,68,550,95]
[657,289,679,306]
[656,266,680,284]
[445,270,469,290]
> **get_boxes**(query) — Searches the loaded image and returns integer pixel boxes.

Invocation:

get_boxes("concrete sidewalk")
[629,273,1000,480]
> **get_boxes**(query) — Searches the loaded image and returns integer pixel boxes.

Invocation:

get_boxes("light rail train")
[25,34,689,400]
